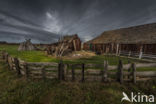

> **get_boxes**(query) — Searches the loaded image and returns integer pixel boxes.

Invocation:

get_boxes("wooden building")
[46,34,81,56]
[84,23,156,54]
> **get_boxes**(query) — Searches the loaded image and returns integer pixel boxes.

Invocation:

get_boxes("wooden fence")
[1,51,156,83]
[119,51,156,60]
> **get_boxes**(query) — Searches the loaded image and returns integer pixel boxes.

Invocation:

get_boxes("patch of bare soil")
[63,50,96,60]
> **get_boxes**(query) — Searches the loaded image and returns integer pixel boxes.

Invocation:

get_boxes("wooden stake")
[81,63,85,82]
[132,63,136,84]
[102,61,108,82]
[117,60,123,84]
[24,63,29,79]
[14,58,21,76]
[41,66,46,80]
[72,65,75,81]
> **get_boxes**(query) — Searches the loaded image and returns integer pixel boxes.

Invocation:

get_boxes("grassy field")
[0,44,148,64]
[0,59,155,104]
[0,44,156,71]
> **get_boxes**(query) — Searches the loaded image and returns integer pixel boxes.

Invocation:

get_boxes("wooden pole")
[116,43,119,56]
[132,63,136,84]
[72,65,75,81]
[102,61,108,82]
[41,66,46,80]
[128,61,131,79]
[117,60,123,84]
[62,64,65,81]
[1,51,5,60]
[128,51,131,58]
[14,58,21,76]
[5,53,9,63]
[24,63,29,79]
[58,60,62,80]
[81,63,85,82]
[58,60,65,81]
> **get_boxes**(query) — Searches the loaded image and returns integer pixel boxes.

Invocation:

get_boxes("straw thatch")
[18,39,35,51]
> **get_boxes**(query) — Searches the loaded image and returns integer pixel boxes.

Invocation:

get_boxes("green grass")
[0,44,59,62]
[0,44,146,64]
[0,60,156,104]
[0,44,156,71]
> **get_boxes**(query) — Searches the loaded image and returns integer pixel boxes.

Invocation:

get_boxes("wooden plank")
[45,67,57,71]
[85,64,103,68]
[27,62,58,67]
[30,71,42,74]
[28,66,43,70]
[136,71,156,77]
[46,76,56,79]
[136,63,156,68]
[45,72,57,76]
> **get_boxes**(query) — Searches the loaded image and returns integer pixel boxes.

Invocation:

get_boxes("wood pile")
[18,39,35,51]
[46,34,81,56]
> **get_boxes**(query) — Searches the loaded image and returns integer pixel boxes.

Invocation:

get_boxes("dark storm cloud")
[0,0,156,43]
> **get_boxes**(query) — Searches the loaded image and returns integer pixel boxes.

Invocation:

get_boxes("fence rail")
[1,51,156,83]
[119,51,156,60]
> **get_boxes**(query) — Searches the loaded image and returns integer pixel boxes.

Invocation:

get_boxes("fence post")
[58,61,61,80]
[64,64,68,80]
[5,53,8,63]
[41,66,46,80]
[24,63,29,79]
[117,60,123,84]
[72,65,75,81]
[139,52,143,59]
[128,51,131,57]
[1,51,5,60]
[81,63,85,82]
[14,58,21,76]
[128,61,131,79]
[132,63,136,84]
[102,61,108,82]
[116,43,119,56]
[62,64,65,81]
[58,60,65,81]
[118,50,121,56]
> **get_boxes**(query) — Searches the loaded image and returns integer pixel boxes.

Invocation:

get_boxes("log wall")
[83,43,156,54]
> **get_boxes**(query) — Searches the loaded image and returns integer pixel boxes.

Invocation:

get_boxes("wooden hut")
[84,23,156,54]
[46,34,81,56]
[18,39,35,51]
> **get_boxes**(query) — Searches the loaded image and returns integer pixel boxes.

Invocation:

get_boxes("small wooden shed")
[46,34,81,56]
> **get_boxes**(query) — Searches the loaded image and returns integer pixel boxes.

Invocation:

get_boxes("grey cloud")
[0,0,156,43]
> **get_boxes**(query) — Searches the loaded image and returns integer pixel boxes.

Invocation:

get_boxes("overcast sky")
[0,0,156,43]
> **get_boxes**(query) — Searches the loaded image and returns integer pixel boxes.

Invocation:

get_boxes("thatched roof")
[62,34,79,41]
[18,39,35,51]
[86,23,156,44]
